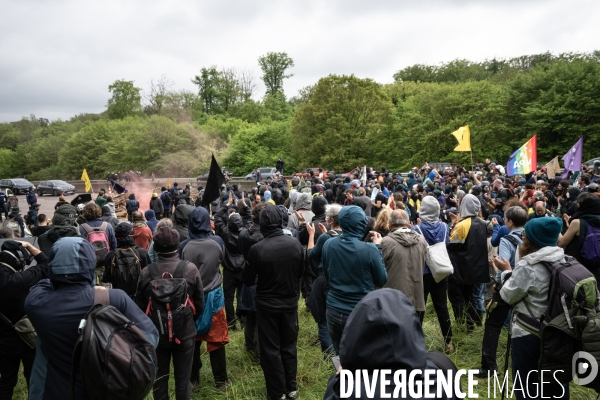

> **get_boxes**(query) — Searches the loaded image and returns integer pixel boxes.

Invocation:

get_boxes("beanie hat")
[53,204,77,227]
[153,227,180,253]
[471,185,482,196]
[114,222,134,238]
[524,217,562,249]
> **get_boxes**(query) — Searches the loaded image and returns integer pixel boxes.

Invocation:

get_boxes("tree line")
[1,50,599,180]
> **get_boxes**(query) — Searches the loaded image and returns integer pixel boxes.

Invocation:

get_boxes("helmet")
[76,203,85,212]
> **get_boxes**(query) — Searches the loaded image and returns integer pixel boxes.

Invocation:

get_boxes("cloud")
[0,0,598,121]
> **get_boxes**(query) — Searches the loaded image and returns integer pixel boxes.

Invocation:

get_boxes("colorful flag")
[81,169,92,193]
[201,154,226,207]
[452,126,471,152]
[561,137,584,179]
[544,157,560,179]
[506,135,537,176]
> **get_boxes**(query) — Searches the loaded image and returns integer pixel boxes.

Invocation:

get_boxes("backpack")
[71,289,156,400]
[81,222,110,266]
[515,257,600,389]
[414,225,453,283]
[163,191,173,204]
[580,222,600,269]
[109,248,142,297]
[502,232,521,266]
[144,261,196,344]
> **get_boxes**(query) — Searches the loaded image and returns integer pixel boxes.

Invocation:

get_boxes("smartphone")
[331,356,341,370]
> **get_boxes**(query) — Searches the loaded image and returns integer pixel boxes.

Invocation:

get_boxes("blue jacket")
[412,221,449,274]
[26,191,37,206]
[25,237,158,400]
[491,224,510,247]
[160,191,172,207]
[144,209,158,233]
[78,218,117,251]
[322,206,387,315]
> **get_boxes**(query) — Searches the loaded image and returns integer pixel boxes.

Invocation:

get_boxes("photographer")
[0,240,48,399]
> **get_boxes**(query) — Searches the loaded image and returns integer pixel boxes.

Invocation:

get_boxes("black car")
[0,178,36,195]
[197,168,233,182]
[36,180,76,196]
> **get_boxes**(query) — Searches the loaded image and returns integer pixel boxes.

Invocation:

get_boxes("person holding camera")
[0,240,48,400]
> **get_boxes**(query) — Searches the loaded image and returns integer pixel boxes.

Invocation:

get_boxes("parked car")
[36,180,76,196]
[244,167,277,181]
[584,158,600,168]
[196,168,233,182]
[1,188,18,209]
[0,178,36,195]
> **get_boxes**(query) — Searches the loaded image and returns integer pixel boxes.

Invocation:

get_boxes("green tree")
[258,52,294,96]
[290,75,393,172]
[0,149,18,179]
[191,67,222,114]
[106,80,143,119]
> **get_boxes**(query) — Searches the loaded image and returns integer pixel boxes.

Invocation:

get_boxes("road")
[12,192,79,222]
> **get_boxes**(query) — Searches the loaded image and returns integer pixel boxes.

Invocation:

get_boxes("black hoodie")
[324,289,456,399]
[243,205,304,311]
[221,213,245,272]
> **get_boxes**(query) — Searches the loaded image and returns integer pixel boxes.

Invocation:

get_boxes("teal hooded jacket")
[322,206,387,314]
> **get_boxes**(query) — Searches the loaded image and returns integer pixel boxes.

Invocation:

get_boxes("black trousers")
[153,338,195,400]
[191,342,228,386]
[419,273,453,343]
[256,305,298,399]
[448,281,481,330]
[0,344,35,400]
[244,312,260,356]
[481,300,511,372]
[223,268,244,329]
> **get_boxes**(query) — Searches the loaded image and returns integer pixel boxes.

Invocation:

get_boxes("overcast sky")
[1,0,598,122]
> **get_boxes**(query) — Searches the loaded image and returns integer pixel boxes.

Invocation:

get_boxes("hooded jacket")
[181,207,224,293]
[221,213,245,272]
[382,228,428,311]
[448,194,489,285]
[25,237,158,400]
[101,205,119,228]
[125,194,139,215]
[144,209,158,233]
[412,196,450,275]
[0,245,48,351]
[287,193,314,230]
[243,204,304,311]
[237,221,264,314]
[324,289,455,399]
[322,206,387,315]
[172,204,195,243]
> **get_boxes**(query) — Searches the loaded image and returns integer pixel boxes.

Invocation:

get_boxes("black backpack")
[108,248,142,297]
[144,261,196,344]
[72,289,157,400]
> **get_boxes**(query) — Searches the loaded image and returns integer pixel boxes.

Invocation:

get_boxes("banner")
[506,135,537,176]
[451,126,471,152]
[109,179,126,194]
[544,157,560,179]
[561,137,584,179]
[81,169,92,193]
[201,154,226,207]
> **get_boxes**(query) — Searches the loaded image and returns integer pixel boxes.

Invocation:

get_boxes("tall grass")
[13,298,599,399]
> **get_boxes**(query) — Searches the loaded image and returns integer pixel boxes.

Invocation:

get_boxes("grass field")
[12,298,600,399]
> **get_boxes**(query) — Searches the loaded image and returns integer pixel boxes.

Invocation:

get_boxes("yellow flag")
[452,126,471,152]
[81,169,92,193]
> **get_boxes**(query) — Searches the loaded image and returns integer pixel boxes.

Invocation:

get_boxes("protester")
[497,218,569,399]
[243,204,304,400]
[149,192,164,219]
[412,195,454,353]
[135,226,204,400]
[100,205,119,228]
[145,209,159,233]
[323,289,457,400]
[381,209,427,311]
[0,241,47,400]
[31,214,51,237]
[322,205,387,354]
[172,204,195,243]
[180,207,231,391]
[126,193,140,221]
[25,237,158,399]
[447,194,488,332]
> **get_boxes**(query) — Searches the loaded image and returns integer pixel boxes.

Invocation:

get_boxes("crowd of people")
[1,158,600,400]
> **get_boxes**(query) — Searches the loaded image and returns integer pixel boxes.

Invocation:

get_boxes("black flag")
[201,154,226,207]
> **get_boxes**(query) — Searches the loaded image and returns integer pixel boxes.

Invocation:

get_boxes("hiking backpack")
[72,289,157,400]
[81,222,110,266]
[515,256,600,390]
[580,222,600,269]
[144,261,196,344]
[109,248,142,297]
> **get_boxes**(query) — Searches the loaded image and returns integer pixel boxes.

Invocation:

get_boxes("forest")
[1,50,599,179]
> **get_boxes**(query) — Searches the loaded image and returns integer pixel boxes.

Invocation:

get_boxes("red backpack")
[81,222,110,266]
